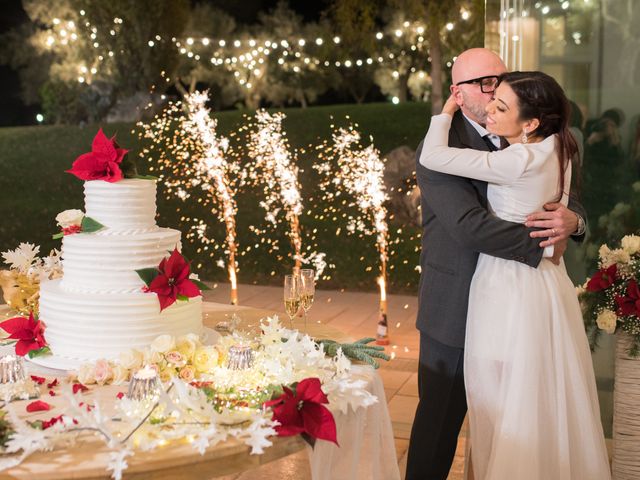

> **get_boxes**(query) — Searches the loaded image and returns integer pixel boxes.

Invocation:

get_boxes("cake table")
[0,302,399,480]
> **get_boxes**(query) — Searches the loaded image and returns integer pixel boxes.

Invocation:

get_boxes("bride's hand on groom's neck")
[441,94,460,116]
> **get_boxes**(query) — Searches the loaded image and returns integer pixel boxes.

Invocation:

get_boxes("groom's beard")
[461,91,489,127]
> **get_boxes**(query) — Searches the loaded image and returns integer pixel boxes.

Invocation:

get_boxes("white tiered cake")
[38,179,203,364]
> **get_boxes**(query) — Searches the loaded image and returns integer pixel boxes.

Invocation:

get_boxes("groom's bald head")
[451,48,507,125]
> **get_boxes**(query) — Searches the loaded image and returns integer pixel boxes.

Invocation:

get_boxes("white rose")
[76,363,97,385]
[55,209,84,229]
[621,235,640,255]
[609,248,631,267]
[111,364,130,385]
[119,349,144,370]
[598,245,612,267]
[142,347,163,365]
[150,334,175,354]
[176,334,200,361]
[596,309,617,334]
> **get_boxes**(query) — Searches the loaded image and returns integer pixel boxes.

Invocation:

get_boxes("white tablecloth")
[308,365,400,480]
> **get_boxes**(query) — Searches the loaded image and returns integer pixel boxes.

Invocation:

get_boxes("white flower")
[2,243,40,274]
[76,362,96,385]
[55,209,84,228]
[150,334,175,354]
[111,364,129,385]
[176,333,200,361]
[621,235,640,255]
[598,244,611,264]
[596,309,617,334]
[119,349,144,370]
[193,346,219,372]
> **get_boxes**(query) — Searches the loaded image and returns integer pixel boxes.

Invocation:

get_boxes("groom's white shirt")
[462,113,501,150]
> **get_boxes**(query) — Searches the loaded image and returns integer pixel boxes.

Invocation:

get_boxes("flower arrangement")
[0,317,379,479]
[0,312,49,358]
[136,248,209,311]
[66,128,155,183]
[579,233,640,356]
[52,209,104,239]
[0,243,62,315]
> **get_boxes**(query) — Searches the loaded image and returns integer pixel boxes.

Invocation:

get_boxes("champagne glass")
[299,269,315,332]
[284,274,301,329]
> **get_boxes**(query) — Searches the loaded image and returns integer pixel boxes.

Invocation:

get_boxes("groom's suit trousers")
[406,333,467,480]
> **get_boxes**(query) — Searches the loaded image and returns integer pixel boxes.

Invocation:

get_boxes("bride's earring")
[521,129,528,144]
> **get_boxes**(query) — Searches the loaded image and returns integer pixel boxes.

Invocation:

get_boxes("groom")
[405,48,587,480]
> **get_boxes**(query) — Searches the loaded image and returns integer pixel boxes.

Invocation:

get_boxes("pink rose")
[94,359,113,385]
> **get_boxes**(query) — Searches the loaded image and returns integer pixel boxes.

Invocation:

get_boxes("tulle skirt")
[465,255,611,480]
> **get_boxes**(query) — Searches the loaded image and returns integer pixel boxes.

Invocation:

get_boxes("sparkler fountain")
[316,125,390,344]
[140,91,241,305]
[183,92,240,304]
[246,110,304,269]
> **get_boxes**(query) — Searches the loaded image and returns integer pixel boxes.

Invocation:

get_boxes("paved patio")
[205,283,467,480]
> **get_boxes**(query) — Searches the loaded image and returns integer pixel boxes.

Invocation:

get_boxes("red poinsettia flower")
[586,264,618,292]
[66,128,128,183]
[264,377,338,445]
[0,312,47,356]
[615,279,640,317]
[147,249,201,311]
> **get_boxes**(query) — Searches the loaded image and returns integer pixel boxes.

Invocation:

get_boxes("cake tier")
[40,279,203,361]
[60,227,181,294]
[84,179,157,231]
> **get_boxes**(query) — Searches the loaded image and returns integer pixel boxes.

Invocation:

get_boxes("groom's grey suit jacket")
[415,110,585,349]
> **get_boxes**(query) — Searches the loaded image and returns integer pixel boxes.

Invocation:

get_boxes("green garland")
[317,337,390,369]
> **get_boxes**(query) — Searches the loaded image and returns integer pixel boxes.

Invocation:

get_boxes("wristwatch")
[574,214,586,236]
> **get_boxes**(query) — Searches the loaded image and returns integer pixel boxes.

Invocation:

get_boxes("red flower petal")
[49,390,56,396]
[296,378,328,404]
[116,392,125,399]
[15,339,42,357]
[0,314,35,340]
[163,249,187,279]
[26,400,52,412]
[47,378,59,389]
[92,128,117,161]
[178,279,201,299]
[72,383,89,394]
[31,375,46,385]
[301,402,338,445]
[157,293,177,311]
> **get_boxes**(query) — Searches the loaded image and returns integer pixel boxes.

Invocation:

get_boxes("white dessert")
[39,179,203,362]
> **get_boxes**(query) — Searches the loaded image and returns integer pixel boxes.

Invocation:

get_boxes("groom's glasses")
[456,75,499,93]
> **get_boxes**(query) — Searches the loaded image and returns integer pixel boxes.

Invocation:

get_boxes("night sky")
[0,0,328,126]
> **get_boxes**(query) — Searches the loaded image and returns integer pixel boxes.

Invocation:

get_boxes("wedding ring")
[552,228,557,236]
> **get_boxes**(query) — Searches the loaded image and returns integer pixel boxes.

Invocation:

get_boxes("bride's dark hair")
[497,71,579,199]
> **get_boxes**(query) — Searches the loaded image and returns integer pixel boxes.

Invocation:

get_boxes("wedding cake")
[39,178,203,363]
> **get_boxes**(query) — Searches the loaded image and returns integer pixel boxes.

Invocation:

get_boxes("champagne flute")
[284,274,301,329]
[299,269,315,332]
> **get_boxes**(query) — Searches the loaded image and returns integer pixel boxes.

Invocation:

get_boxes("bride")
[419,71,611,479]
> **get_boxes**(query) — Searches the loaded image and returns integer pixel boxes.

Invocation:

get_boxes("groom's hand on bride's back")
[524,202,579,247]
[549,238,567,265]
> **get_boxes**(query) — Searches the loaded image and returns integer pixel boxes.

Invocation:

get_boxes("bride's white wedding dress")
[419,114,611,480]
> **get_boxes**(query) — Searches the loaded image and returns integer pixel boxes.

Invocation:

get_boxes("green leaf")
[191,279,211,291]
[81,216,105,233]
[177,294,189,302]
[132,174,158,181]
[136,267,159,287]
[28,346,51,358]
[52,232,64,240]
